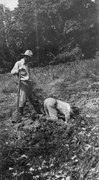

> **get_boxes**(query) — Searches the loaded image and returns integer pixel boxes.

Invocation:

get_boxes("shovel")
[12,72,21,123]
[17,71,21,111]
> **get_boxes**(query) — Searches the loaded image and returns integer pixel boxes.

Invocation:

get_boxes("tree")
[0,0,97,69]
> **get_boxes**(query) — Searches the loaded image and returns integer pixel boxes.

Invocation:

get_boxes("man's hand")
[19,67,24,71]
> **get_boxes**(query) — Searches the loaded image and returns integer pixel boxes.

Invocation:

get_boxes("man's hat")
[21,50,33,58]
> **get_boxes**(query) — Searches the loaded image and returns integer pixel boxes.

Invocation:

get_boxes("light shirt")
[44,97,71,115]
[11,58,30,81]
[57,100,71,115]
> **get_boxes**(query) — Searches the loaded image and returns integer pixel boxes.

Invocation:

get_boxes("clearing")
[1,59,99,179]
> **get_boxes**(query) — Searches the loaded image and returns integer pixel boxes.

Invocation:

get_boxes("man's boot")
[12,107,23,123]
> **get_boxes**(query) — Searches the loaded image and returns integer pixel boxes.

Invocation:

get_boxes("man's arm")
[11,62,19,75]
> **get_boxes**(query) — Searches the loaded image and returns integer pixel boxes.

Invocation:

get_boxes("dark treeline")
[0,0,97,70]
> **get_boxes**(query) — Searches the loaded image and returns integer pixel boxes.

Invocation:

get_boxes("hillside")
[1,59,99,179]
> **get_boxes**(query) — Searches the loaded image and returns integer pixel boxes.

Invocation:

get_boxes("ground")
[1,59,99,179]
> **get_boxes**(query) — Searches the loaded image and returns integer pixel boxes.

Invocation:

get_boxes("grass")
[1,58,99,179]
[29,59,99,104]
[0,73,17,94]
[0,58,99,118]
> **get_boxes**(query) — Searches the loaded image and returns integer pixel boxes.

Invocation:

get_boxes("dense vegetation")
[0,0,97,70]
[1,60,99,179]
[0,1,99,179]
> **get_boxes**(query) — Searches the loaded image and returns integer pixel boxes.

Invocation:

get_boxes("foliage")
[0,0,97,69]
[1,59,99,179]
[1,114,99,180]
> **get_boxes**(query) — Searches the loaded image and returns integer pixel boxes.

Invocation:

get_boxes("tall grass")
[0,58,99,117]
[1,59,99,179]
[0,73,17,94]
[29,59,99,101]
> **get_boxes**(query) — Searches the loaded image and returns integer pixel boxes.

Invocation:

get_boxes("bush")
[49,46,83,65]
[68,46,83,61]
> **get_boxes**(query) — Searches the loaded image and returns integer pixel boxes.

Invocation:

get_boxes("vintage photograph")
[0,0,98,179]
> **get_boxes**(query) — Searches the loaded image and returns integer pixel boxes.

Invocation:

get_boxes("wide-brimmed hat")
[21,50,33,58]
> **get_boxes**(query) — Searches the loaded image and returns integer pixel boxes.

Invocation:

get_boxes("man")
[44,97,79,123]
[11,50,42,120]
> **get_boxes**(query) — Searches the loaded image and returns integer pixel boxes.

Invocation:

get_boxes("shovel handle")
[17,72,21,111]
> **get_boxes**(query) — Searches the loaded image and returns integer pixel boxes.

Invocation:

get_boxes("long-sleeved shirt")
[56,99,71,116]
[44,97,71,119]
[11,58,30,81]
